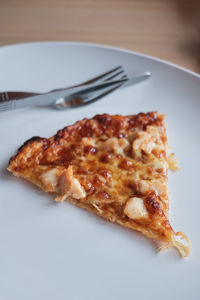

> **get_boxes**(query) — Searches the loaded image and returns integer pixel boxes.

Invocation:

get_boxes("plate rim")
[0,40,200,79]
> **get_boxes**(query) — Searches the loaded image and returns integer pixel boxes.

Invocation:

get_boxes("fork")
[54,72,151,109]
[0,67,151,111]
[0,66,127,102]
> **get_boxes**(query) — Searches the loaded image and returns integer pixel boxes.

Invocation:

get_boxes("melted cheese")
[81,137,95,146]
[132,131,155,157]
[167,154,179,171]
[150,159,168,170]
[102,137,129,155]
[132,125,164,158]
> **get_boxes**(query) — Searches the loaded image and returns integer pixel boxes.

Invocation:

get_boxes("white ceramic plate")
[0,42,199,300]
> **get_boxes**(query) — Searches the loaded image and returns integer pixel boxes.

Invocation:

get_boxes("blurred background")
[0,0,199,73]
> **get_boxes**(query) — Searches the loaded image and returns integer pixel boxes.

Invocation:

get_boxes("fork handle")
[0,91,38,102]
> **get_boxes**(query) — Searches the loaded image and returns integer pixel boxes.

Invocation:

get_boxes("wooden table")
[0,0,199,73]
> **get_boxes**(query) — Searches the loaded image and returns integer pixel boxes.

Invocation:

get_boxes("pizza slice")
[8,112,190,257]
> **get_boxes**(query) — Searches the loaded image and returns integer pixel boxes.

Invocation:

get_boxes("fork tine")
[86,74,127,101]
[78,73,130,107]
[1,66,127,101]
[120,74,128,80]
[55,82,122,110]
[60,74,126,109]
[55,73,126,109]
[103,70,127,82]
[49,66,124,93]
[77,83,123,107]
[79,66,124,86]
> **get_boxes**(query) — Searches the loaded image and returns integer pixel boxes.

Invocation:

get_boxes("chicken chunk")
[58,165,86,200]
[124,197,148,219]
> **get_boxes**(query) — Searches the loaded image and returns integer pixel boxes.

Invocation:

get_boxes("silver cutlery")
[0,66,126,102]
[55,72,151,109]
[0,67,151,112]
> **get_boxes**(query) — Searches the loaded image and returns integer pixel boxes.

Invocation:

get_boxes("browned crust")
[54,111,163,140]
[9,136,44,164]
[8,111,163,168]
